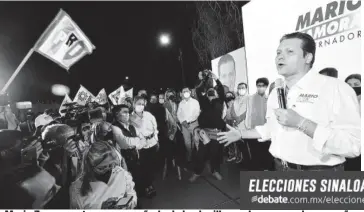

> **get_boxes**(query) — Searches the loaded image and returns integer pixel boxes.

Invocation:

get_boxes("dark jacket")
[196,79,226,130]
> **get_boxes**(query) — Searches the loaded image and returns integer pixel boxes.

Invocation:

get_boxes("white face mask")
[238,89,247,96]
[183,92,191,99]
[159,99,165,104]
[135,105,145,113]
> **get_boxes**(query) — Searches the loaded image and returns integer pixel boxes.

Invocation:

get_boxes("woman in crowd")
[162,89,182,180]
[90,121,127,170]
[69,141,137,209]
[344,73,361,171]
[130,96,159,197]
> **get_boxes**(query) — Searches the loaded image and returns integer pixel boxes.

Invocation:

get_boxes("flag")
[59,94,72,116]
[73,85,95,106]
[125,88,133,99]
[94,88,108,105]
[34,9,95,70]
[108,86,124,105]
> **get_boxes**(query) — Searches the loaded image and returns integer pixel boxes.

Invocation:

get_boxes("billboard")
[242,0,361,90]
[211,47,248,93]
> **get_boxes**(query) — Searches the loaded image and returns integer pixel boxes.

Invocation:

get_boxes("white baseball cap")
[35,114,54,128]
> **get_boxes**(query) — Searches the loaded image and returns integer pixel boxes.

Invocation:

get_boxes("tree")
[192,1,244,68]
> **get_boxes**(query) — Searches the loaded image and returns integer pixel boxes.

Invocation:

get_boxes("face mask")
[353,87,361,96]
[238,89,247,96]
[159,99,165,104]
[135,105,145,113]
[183,92,191,99]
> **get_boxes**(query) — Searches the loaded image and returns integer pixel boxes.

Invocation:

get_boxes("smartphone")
[117,196,134,208]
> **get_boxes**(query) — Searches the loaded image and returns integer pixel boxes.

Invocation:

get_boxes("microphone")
[275,79,287,109]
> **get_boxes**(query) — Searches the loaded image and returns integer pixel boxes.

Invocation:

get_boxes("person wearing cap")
[70,141,137,209]
[35,113,54,129]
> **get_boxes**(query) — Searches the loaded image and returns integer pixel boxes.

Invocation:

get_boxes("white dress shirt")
[130,111,158,149]
[70,166,137,209]
[177,98,201,123]
[254,70,361,166]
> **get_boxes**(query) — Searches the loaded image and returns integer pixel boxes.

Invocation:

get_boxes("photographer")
[189,70,225,182]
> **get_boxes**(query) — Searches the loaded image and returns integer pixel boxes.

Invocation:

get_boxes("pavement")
[139,162,242,209]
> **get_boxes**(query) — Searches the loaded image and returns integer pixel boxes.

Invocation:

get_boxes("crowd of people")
[0,32,361,209]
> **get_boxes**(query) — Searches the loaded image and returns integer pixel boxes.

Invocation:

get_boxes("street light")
[157,33,185,86]
[159,33,171,46]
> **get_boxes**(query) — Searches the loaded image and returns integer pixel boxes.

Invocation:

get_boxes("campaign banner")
[211,47,248,93]
[242,0,361,92]
[240,171,364,210]
[34,9,95,70]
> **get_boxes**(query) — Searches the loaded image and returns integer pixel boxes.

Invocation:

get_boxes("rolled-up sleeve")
[312,83,361,158]
[112,126,145,149]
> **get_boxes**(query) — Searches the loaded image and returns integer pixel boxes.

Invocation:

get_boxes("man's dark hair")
[181,86,190,92]
[256,78,269,86]
[133,95,146,105]
[238,82,247,88]
[319,68,338,78]
[218,54,236,76]
[345,74,361,83]
[280,32,316,68]
[112,104,129,116]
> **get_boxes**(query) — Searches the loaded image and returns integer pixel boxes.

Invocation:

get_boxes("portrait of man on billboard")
[218,54,236,92]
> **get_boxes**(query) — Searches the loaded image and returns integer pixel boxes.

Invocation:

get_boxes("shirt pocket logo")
[296,93,319,104]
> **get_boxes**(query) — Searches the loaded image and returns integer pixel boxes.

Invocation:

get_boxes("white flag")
[94,88,108,105]
[125,88,133,99]
[59,94,72,116]
[73,85,95,106]
[108,86,124,105]
[118,87,133,105]
[34,9,95,70]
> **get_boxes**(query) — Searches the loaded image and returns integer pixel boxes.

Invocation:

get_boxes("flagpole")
[1,48,35,93]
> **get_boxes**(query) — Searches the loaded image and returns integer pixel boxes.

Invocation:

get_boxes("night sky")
[0,1,204,102]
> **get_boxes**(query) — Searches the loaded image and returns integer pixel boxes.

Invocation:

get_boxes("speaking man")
[218,32,361,171]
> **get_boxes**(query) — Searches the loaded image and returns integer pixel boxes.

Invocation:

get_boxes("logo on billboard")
[295,0,361,48]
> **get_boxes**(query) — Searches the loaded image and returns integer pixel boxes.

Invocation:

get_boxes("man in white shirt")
[177,87,200,162]
[218,32,361,171]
